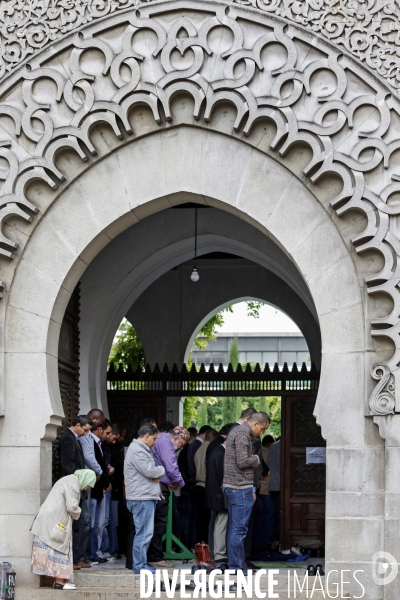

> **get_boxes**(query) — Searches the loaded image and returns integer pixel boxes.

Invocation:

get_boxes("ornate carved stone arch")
[0,0,398,419]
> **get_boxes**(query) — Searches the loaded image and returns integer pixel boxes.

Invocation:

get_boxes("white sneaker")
[63,583,76,590]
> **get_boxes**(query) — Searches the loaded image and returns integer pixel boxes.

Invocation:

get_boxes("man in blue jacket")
[147,426,190,568]
[124,423,165,574]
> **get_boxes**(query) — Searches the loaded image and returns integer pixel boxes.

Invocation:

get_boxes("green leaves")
[108,318,145,371]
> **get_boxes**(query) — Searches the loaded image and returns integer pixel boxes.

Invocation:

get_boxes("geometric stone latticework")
[2,0,400,95]
[0,0,399,411]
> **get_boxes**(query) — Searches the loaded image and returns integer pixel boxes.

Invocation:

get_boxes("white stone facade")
[0,1,399,597]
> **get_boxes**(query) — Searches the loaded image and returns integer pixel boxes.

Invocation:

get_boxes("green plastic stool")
[162,490,195,560]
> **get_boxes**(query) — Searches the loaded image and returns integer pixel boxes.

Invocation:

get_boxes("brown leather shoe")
[79,561,91,568]
[73,564,81,570]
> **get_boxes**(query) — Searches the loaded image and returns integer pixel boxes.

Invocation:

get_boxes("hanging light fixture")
[190,207,200,282]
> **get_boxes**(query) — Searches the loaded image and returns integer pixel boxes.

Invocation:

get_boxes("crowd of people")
[29,407,282,589]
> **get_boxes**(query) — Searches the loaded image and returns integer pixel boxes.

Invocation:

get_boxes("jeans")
[224,487,254,571]
[100,491,111,555]
[254,494,275,550]
[109,500,119,556]
[147,483,170,563]
[127,499,157,573]
[90,497,105,559]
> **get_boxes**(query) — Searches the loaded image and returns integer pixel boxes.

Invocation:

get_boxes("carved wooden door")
[53,285,81,482]
[281,395,326,549]
[107,392,166,445]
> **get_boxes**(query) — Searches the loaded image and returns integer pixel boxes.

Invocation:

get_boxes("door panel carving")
[53,285,81,483]
[282,396,326,548]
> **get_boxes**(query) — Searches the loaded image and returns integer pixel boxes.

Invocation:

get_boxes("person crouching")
[30,469,96,590]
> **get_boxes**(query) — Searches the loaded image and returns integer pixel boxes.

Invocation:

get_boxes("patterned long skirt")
[31,535,73,581]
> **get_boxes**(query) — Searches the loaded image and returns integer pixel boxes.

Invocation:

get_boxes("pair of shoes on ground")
[53,582,76,590]
[307,564,325,576]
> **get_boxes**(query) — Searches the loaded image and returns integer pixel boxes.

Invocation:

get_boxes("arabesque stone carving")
[0,0,398,413]
[1,0,400,92]
[369,363,396,416]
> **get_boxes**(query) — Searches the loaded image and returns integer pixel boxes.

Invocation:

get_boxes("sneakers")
[148,560,173,568]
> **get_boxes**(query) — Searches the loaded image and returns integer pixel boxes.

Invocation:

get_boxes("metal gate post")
[162,491,195,560]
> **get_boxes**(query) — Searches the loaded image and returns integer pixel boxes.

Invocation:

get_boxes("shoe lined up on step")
[307,564,325,576]
[53,582,76,590]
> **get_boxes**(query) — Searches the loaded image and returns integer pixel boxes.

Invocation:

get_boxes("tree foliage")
[108,319,145,371]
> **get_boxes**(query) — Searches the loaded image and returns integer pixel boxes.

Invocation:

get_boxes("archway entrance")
[0,0,393,590]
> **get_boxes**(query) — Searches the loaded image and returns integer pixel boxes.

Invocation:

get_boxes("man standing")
[79,409,107,564]
[187,425,211,487]
[147,426,190,567]
[223,412,270,574]
[228,407,257,433]
[268,438,281,547]
[206,432,230,569]
[194,428,217,543]
[87,420,113,562]
[59,415,93,570]
[124,423,165,574]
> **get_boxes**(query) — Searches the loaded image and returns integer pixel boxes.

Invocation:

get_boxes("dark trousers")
[270,491,280,541]
[125,509,136,570]
[147,483,170,563]
[208,509,217,560]
[193,485,210,544]
[180,492,196,551]
[72,491,91,565]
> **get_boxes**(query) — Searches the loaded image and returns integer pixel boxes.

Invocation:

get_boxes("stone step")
[16,588,338,600]
[73,569,311,588]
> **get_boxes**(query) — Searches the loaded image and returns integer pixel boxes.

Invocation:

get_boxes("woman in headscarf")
[30,469,96,590]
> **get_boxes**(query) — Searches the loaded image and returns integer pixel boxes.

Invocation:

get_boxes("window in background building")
[281,351,297,365]
[239,352,247,363]
[211,353,226,365]
[247,351,262,364]
[263,351,279,365]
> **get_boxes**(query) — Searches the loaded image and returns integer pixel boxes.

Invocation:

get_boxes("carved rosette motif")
[0,0,398,414]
